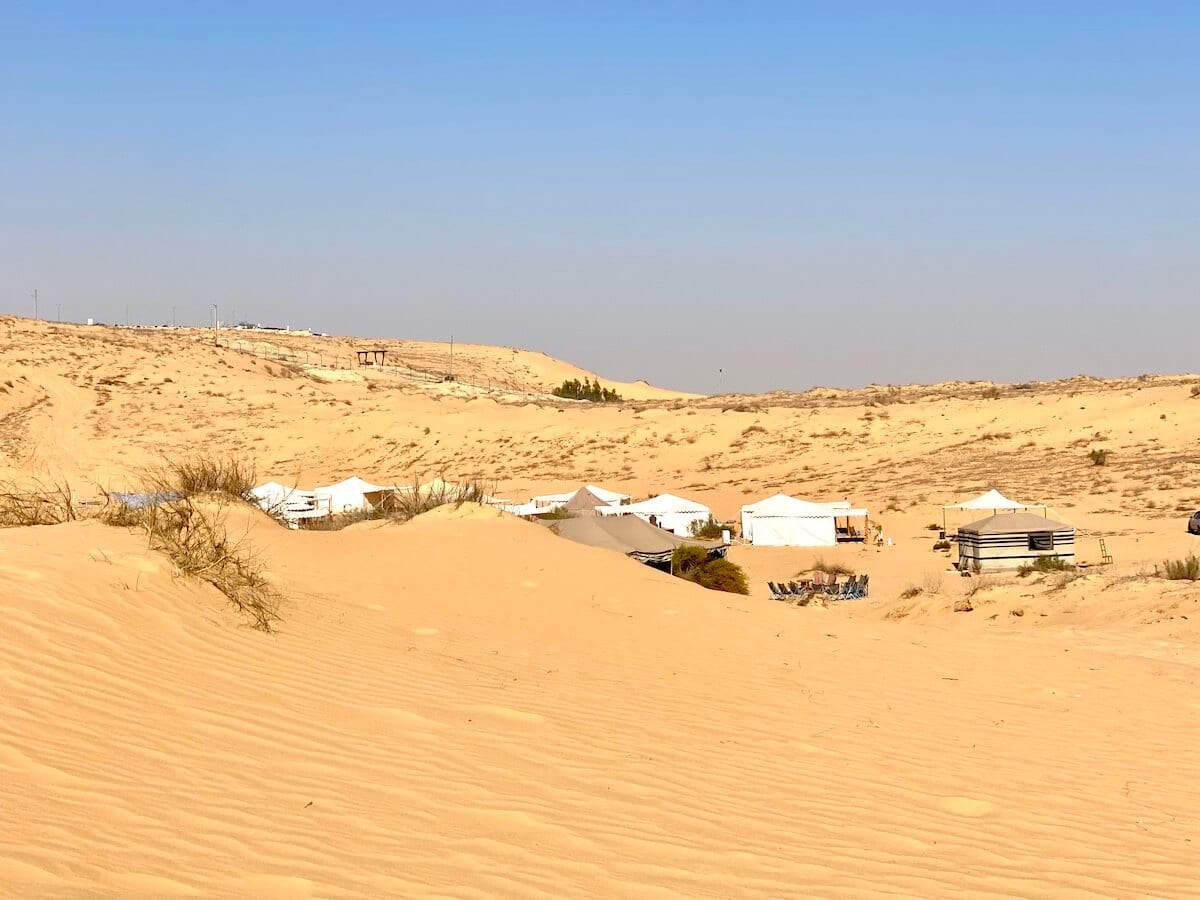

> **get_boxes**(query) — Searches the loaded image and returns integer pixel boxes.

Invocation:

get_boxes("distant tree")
[552,378,622,402]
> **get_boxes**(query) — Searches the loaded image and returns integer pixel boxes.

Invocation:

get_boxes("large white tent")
[531,484,629,509]
[740,493,869,547]
[249,481,331,526]
[312,476,397,514]
[598,493,710,536]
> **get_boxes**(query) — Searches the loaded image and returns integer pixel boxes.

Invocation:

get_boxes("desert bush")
[689,515,725,539]
[981,386,1002,399]
[670,546,749,594]
[1017,556,1073,576]
[148,456,256,500]
[687,557,749,594]
[741,424,767,437]
[1190,384,1200,398]
[964,576,995,597]
[552,378,621,402]
[0,479,77,527]
[139,498,280,631]
[1155,554,1200,581]
[899,584,922,600]
[1088,448,1110,466]
[922,571,944,595]
[539,505,576,520]
[810,557,854,576]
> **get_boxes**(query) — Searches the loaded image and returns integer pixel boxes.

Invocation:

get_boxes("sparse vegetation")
[1017,556,1073,576]
[810,557,854,576]
[981,386,1002,399]
[552,378,621,402]
[1088,448,1110,466]
[0,479,78,527]
[136,497,280,631]
[671,546,749,594]
[689,515,724,539]
[539,505,576,521]
[899,584,922,600]
[1155,554,1200,581]
[147,456,256,500]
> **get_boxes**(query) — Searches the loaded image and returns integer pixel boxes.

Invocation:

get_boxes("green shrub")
[1156,554,1200,581]
[689,515,724,539]
[551,378,622,402]
[688,558,749,594]
[669,546,749,594]
[539,505,575,520]
[1017,555,1072,576]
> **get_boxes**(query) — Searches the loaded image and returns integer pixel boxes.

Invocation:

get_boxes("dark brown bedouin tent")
[546,515,725,570]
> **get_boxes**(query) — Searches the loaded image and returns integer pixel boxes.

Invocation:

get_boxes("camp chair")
[768,582,786,600]
[852,575,870,599]
[836,576,856,600]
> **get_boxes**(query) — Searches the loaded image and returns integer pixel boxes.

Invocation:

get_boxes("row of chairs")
[768,574,870,602]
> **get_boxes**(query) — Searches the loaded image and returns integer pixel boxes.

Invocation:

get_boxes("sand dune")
[2,316,1200,896]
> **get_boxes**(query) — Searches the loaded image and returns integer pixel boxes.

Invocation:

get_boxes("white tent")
[249,481,330,526]
[598,493,710,536]
[740,493,869,547]
[532,484,630,508]
[942,488,1046,530]
[312,476,397,514]
[500,500,553,517]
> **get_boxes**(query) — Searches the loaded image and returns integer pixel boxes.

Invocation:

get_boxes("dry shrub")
[898,584,922,600]
[0,478,77,527]
[922,571,944,595]
[391,478,491,522]
[138,498,280,630]
[1156,554,1200,581]
[964,576,995,598]
[147,456,256,500]
[810,557,854,576]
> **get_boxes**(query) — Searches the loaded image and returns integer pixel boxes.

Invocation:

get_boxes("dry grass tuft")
[147,456,257,500]
[0,478,78,527]
[137,498,281,631]
[809,557,855,576]
[1155,554,1200,581]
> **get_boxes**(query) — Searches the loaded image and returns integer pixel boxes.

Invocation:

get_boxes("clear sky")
[2,3,1197,393]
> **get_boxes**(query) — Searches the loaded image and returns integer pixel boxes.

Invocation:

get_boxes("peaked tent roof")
[547,515,721,560]
[313,476,396,495]
[563,487,608,511]
[944,488,1042,511]
[741,493,861,517]
[602,493,709,515]
[532,484,630,505]
[959,511,1072,534]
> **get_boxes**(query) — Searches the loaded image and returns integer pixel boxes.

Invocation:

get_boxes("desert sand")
[2,315,1198,897]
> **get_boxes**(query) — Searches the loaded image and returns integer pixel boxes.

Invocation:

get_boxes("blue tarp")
[109,491,183,509]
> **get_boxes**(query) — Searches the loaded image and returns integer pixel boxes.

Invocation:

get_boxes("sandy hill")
[2,508,1197,897]
[2,315,1200,896]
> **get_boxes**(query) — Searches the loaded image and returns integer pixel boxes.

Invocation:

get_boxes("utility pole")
[172,306,177,327]
[56,303,61,322]
[125,304,129,327]
[449,333,454,381]
[31,289,38,320]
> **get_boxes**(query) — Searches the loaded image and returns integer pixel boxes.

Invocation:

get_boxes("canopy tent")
[531,484,629,508]
[597,492,711,536]
[500,500,553,517]
[740,493,869,547]
[942,489,1046,531]
[546,515,725,568]
[312,476,398,514]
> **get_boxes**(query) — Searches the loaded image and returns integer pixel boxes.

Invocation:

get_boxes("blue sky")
[2,3,1197,392]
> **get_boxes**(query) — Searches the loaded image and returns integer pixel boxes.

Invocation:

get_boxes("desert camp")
[4,7,1199,896]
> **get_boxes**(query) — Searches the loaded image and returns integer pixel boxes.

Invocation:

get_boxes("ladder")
[1098,537,1113,566]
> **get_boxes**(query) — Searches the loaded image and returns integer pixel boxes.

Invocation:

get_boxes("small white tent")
[942,489,1046,530]
[741,493,869,547]
[312,476,397,514]
[249,481,330,526]
[532,484,629,508]
[598,493,710,536]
